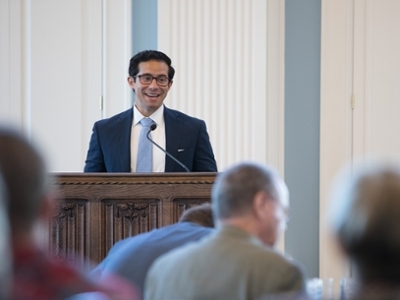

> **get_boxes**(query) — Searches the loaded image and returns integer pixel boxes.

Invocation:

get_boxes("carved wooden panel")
[51,173,216,266]
[50,198,88,266]
[102,199,160,256]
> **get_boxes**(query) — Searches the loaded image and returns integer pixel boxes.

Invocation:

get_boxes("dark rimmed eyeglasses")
[133,74,171,87]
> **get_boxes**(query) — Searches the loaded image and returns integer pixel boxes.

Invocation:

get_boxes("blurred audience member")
[330,161,400,300]
[0,174,11,300]
[145,162,306,300]
[0,127,138,300]
[93,203,214,298]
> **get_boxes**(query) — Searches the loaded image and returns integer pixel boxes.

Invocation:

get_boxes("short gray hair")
[212,162,286,220]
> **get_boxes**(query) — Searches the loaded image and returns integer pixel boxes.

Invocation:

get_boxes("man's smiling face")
[128,60,173,117]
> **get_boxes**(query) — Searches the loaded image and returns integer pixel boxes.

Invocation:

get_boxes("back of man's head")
[0,127,48,235]
[212,162,287,220]
[330,161,400,284]
[179,203,214,228]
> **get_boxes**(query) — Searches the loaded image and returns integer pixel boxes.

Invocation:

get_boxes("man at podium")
[84,50,217,173]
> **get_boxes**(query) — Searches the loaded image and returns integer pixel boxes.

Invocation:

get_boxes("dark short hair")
[128,50,175,80]
[212,162,283,220]
[0,127,48,234]
[179,203,214,228]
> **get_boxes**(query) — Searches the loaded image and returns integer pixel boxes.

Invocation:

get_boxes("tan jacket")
[145,225,306,300]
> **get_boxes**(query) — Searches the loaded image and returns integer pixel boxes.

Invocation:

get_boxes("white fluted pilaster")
[158,0,285,173]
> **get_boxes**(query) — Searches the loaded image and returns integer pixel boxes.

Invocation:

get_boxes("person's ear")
[335,234,351,256]
[253,191,269,220]
[168,80,173,90]
[127,76,135,90]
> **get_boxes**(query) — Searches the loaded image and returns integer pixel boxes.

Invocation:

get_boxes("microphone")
[146,123,190,172]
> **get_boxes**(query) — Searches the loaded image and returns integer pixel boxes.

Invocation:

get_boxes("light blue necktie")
[136,118,153,172]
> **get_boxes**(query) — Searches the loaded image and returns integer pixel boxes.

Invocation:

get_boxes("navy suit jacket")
[84,106,217,172]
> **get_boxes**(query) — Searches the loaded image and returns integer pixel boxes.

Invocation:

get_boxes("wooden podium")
[50,173,216,267]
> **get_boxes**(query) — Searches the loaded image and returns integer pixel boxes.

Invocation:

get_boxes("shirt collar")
[133,104,164,128]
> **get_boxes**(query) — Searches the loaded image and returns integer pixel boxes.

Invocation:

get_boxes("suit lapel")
[114,108,133,172]
[164,107,182,172]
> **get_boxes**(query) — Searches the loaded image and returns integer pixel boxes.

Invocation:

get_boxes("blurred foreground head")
[0,173,11,299]
[0,127,49,237]
[330,161,400,285]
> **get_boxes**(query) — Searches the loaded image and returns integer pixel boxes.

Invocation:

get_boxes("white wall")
[0,0,132,171]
